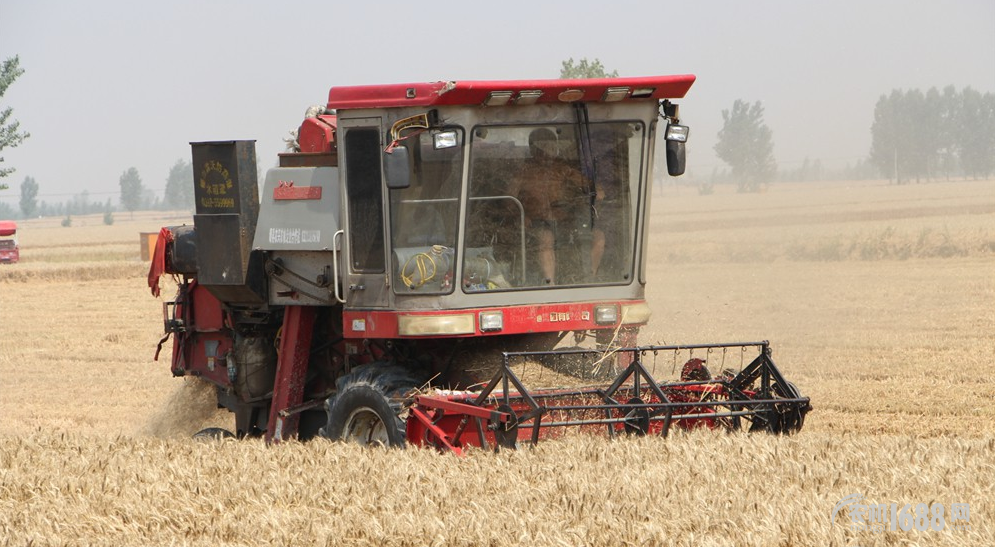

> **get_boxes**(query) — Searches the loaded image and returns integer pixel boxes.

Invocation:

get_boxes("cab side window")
[345,128,386,273]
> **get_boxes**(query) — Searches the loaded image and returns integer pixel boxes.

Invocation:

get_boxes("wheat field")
[1,180,992,546]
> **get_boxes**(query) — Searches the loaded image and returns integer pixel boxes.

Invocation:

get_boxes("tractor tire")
[320,365,423,447]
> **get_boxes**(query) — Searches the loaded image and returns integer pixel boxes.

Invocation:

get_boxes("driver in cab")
[507,128,589,285]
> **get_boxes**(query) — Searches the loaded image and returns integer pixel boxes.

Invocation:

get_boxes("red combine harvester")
[149,75,810,452]
[0,221,19,264]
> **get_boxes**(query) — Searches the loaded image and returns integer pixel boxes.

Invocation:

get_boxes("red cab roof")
[326,74,696,110]
[0,221,16,237]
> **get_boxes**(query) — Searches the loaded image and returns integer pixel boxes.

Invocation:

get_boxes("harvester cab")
[0,221,19,264]
[149,75,810,450]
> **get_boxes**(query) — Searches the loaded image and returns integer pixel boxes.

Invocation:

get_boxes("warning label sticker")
[269,228,321,244]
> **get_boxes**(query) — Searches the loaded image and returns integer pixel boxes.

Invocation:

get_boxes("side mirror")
[384,147,411,189]
[664,124,688,177]
[666,141,686,177]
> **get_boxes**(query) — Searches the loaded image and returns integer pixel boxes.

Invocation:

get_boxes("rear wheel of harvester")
[320,364,424,447]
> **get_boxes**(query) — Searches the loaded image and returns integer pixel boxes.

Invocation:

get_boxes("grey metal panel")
[267,250,336,306]
[193,214,265,304]
[194,214,246,283]
[252,167,341,251]
[189,141,264,303]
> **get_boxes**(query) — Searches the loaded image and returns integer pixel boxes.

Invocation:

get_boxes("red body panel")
[342,300,648,339]
[0,221,16,237]
[273,183,322,200]
[0,221,18,263]
[169,282,233,388]
[297,115,337,154]
[0,247,18,263]
[267,306,317,442]
[326,75,696,110]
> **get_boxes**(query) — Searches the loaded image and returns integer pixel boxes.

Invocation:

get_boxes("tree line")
[3,56,993,219]
[870,86,995,183]
[712,86,994,190]
[1,160,195,221]
[1,54,198,220]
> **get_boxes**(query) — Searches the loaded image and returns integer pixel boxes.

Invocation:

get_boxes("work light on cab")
[665,124,689,142]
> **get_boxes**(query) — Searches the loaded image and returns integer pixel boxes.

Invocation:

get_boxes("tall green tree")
[714,99,777,192]
[869,90,909,183]
[0,56,31,190]
[958,87,995,179]
[935,85,960,180]
[560,58,618,79]
[163,159,194,210]
[102,198,114,225]
[903,89,931,182]
[119,167,143,217]
[870,89,924,184]
[19,175,38,217]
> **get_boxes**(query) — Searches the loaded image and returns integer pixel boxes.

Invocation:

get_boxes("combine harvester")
[148,75,811,452]
[0,221,19,264]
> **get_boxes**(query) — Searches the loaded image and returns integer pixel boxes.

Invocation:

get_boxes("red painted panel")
[267,306,316,442]
[297,115,337,153]
[0,249,19,263]
[326,75,696,110]
[191,283,224,330]
[342,300,647,339]
[169,282,233,387]
[273,184,322,200]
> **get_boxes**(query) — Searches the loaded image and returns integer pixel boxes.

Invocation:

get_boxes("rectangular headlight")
[665,124,689,143]
[620,302,652,325]
[594,304,619,325]
[478,311,504,332]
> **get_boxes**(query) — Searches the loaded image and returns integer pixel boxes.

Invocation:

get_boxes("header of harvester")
[325,75,697,109]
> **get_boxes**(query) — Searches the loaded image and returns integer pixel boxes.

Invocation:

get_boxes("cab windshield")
[463,121,643,291]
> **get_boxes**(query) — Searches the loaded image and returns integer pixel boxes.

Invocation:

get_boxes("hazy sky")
[1,0,992,206]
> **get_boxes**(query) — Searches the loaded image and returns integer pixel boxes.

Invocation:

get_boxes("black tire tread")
[320,363,425,446]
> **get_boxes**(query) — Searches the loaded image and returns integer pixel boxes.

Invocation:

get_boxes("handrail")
[332,229,346,304]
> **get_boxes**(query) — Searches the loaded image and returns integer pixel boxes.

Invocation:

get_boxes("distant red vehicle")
[0,221,19,264]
